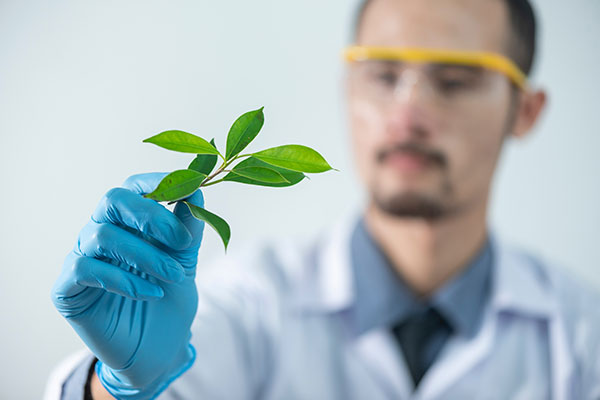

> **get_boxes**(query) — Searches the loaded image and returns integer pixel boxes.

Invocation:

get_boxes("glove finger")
[121,172,169,196]
[173,189,205,249]
[56,252,164,301]
[78,220,185,284]
[92,187,192,251]
[124,172,205,249]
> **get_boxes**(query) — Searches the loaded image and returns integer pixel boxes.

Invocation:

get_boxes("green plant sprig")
[141,107,337,252]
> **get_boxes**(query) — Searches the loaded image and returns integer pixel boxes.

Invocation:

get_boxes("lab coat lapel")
[351,328,414,399]
[488,234,573,400]
[414,303,497,399]
[414,232,571,399]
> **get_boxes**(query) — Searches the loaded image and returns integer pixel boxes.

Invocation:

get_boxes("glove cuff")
[95,344,196,400]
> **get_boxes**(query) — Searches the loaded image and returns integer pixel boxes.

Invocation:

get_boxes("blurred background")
[0,0,598,398]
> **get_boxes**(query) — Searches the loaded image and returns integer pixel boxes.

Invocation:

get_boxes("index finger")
[92,176,193,250]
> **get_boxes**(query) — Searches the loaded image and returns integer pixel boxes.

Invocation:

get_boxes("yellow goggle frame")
[343,46,528,91]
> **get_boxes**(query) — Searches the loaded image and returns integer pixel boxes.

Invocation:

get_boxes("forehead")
[357,0,509,54]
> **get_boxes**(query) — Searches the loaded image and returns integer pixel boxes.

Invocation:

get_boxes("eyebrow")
[428,63,486,75]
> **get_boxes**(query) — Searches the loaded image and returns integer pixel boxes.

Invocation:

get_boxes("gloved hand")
[52,173,205,400]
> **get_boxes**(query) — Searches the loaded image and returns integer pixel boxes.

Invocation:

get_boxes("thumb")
[173,189,205,249]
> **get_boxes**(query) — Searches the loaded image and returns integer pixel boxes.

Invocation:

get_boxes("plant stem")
[201,178,225,187]
[163,155,245,206]
[200,154,240,186]
[202,164,225,185]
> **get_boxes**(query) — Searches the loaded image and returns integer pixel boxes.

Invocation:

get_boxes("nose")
[391,68,435,106]
[385,69,433,142]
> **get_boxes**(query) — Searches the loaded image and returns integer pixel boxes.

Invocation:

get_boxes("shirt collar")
[350,215,493,337]
[349,215,420,334]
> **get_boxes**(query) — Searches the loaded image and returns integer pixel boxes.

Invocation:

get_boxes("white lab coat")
[45,212,600,399]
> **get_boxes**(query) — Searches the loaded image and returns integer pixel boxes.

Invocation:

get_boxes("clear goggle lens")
[344,46,528,106]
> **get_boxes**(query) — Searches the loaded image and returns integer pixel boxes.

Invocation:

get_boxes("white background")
[0,0,598,398]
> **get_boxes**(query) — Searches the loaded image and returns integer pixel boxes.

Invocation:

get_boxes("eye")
[378,71,397,85]
[371,70,398,88]
[437,79,468,92]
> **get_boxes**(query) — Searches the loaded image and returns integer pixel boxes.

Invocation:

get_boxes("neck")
[364,195,489,299]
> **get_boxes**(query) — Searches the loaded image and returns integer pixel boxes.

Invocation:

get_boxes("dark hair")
[353,0,537,76]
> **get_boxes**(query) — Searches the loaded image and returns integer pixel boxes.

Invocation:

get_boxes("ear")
[511,88,548,139]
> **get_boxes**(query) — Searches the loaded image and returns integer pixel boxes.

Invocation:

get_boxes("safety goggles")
[344,46,527,90]
[343,46,528,108]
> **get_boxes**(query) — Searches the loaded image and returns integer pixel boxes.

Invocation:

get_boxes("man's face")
[348,0,518,220]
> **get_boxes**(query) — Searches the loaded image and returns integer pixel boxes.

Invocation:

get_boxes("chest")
[263,311,556,400]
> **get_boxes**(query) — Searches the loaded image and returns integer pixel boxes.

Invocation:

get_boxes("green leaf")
[143,169,206,202]
[209,138,217,150]
[184,201,231,251]
[229,166,289,184]
[188,153,218,176]
[144,130,221,155]
[251,144,334,173]
[223,157,306,187]
[225,107,265,160]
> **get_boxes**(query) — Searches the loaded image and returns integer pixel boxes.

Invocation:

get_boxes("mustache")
[376,142,447,168]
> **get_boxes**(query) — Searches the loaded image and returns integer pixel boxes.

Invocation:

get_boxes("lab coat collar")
[295,211,556,320]
[488,233,556,318]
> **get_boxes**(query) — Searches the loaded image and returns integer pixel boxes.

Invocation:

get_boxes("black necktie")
[391,306,453,388]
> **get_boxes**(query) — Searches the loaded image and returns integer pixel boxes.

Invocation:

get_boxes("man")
[48,0,600,399]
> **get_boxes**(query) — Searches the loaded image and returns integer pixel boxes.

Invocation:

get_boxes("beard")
[371,142,455,221]
[373,191,446,220]
[371,178,454,221]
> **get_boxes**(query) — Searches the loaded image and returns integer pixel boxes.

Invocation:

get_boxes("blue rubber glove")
[52,173,205,400]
